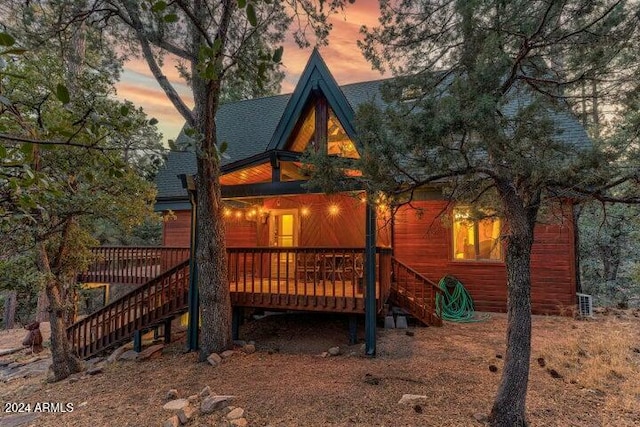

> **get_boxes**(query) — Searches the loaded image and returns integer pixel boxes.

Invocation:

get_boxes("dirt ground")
[1,310,639,427]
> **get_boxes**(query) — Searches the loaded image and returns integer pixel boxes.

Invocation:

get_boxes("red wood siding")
[162,210,258,248]
[392,201,576,314]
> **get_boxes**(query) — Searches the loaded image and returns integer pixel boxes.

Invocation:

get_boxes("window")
[452,207,502,261]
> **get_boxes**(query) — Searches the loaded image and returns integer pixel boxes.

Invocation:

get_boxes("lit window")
[453,207,502,261]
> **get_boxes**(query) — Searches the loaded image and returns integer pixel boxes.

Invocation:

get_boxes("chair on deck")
[297,253,320,281]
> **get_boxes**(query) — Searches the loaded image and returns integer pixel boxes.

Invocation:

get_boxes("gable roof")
[155,52,591,209]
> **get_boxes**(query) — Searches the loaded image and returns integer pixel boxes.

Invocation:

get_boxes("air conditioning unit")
[576,293,593,318]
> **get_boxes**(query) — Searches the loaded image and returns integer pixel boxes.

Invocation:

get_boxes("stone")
[242,344,256,354]
[200,385,212,397]
[405,331,415,337]
[86,365,104,375]
[227,407,245,420]
[398,394,428,405]
[230,418,248,427]
[163,415,180,427]
[177,405,195,424]
[0,412,41,427]
[221,350,235,359]
[118,350,139,361]
[86,356,105,366]
[137,344,164,360]
[221,406,234,415]
[207,353,222,367]
[233,340,246,347]
[187,394,199,403]
[166,389,179,400]
[384,315,395,328]
[395,315,408,329]
[328,346,340,356]
[68,377,79,384]
[473,412,488,423]
[320,352,329,358]
[107,345,128,363]
[200,396,234,414]
[163,399,190,411]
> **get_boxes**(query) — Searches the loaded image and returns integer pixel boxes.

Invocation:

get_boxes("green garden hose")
[436,275,489,322]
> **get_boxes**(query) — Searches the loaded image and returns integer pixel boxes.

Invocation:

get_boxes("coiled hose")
[436,275,488,322]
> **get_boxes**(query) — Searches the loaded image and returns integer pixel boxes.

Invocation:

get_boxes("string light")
[328,204,340,216]
[223,208,232,217]
[301,207,310,216]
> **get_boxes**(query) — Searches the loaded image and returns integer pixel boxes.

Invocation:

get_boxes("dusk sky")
[114,1,384,142]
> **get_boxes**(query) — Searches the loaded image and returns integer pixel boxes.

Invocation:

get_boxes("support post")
[364,201,377,356]
[133,330,142,352]
[232,306,242,341]
[164,318,172,344]
[181,174,200,352]
[348,315,357,345]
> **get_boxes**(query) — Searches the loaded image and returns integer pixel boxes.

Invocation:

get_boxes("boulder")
[328,347,340,356]
[86,365,104,375]
[163,415,180,427]
[199,385,212,397]
[163,399,190,411]
[118,350,139,361]
[177,405,195,424]
[398,394,428,405]
[230,418,248,427]
[207,353,222,367]
[220,350,235,359]
[107,345,128,364]
[200,396,234,414]
[242,344,256,354]
[227,407,245,420]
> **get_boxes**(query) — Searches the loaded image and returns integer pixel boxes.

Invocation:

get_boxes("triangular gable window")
[285,96,360,159]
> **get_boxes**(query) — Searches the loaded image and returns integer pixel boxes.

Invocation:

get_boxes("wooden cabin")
[68,51,584,359]
[156,50,581,316]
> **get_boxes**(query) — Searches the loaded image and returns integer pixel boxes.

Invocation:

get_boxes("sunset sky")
[114,1,384,142]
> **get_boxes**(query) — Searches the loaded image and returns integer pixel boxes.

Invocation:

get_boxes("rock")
[77,401,88,408]
[86,356,105,366]
[118,350,139,361]
[107,345,128,364]
[364,376,380,385]
[68,377,79,384]
[227,407,245,420]
[221,406,234,415]
[221,350,235,359]
[328,346,340,356]
[207,353,222,367]
[0,412,41,427]
[163,399,190,411]
[473,412,488,423]
[320,352,329,358]
[200,396,234,414]
[166,389,179,401]
[137,344,164,361]
[398,394,428,405]
[200,386,212,397]
[233,340,246,347]
[86,365,104,375]
[187,394,199,403]
[177,405,195,424]
[405,330,415,337]
[242,344,256,354]
[163,415,180,427]
[230,418,248,427]
[489,365,498,373]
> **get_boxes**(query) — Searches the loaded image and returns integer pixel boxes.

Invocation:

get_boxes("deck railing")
[80,246,190,284]
[391,257,443,326]
[227,246,392,312]
[68,259,190,359]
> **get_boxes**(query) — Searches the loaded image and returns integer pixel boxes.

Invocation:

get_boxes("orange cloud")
[117,1,383,141]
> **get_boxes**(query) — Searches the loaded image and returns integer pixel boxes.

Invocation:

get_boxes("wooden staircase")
[67,259,190,359]
[389,257,443,326]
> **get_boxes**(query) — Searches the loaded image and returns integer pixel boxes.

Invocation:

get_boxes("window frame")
[451,207,504,263]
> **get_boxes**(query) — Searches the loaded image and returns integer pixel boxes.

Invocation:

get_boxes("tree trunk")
[192,0,234,360]
[489,186,539,427]
[36,242,84,381]
[3,291,17,329]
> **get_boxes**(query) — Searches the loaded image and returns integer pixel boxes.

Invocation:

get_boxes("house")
[68,50,582,359]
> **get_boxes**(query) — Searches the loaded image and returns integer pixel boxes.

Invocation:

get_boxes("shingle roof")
[155,75,591,206]
[155,78,390,203]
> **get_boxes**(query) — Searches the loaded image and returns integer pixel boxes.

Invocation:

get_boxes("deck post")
[232,306,242,341]
[364,201,377,357]
[348,315,358,345]
[181,174,200,352]
[164,318,172,344]
[133,330,142,352]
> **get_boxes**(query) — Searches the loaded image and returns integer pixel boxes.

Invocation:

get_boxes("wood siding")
[162,210,257,248]
[392,201,576,314]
